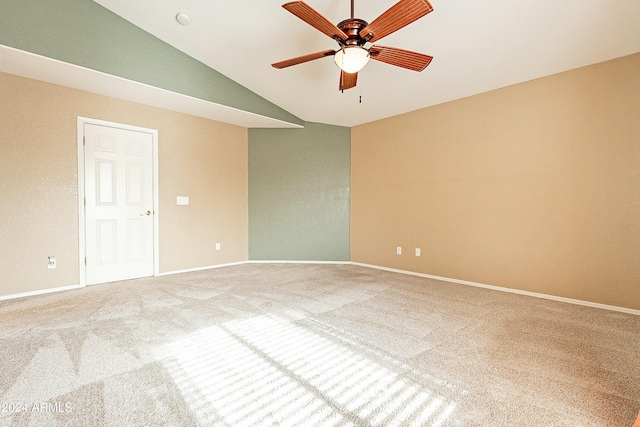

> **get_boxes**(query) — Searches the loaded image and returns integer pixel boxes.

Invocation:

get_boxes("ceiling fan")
[271,0,434,91]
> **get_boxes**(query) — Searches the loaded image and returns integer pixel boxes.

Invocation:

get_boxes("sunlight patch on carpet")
[156,313,460,426]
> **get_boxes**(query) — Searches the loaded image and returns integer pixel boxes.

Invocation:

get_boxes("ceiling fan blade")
[272,49,336,69]
[339,71,358,91]
[282,1,349,42]
[369,45,433,71]
[361,0,433,43]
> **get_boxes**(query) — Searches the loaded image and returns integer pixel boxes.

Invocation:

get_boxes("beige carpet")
[0,263,638,426]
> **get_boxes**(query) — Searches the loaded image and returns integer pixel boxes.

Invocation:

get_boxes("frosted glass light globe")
[334,46,370,73]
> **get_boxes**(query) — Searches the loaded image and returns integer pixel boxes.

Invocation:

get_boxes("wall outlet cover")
[396,246,402,255]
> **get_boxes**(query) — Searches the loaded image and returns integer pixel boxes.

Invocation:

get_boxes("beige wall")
[351,53,640,310]
[0,72,248,297]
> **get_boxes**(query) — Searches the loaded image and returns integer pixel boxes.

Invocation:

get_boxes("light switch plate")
[176,196,189,205]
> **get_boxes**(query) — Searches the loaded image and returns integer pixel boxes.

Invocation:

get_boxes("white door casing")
[78,118,159,286]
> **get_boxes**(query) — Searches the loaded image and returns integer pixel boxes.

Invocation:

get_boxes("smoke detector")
[175,12,191,26]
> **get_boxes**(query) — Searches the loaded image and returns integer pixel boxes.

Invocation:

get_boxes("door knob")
[140,210,151,216]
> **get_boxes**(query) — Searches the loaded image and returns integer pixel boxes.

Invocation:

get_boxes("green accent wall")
[0,0,303,127]
[249,123,351,261]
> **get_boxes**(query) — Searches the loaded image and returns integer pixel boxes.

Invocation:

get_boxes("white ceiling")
[10,0,640,128]
[90,0,640,127]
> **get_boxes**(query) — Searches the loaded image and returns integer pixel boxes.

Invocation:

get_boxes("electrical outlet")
[215,242,221,251]
[48,256,56,269]
[415,248,421,257]
[396,246,402,255]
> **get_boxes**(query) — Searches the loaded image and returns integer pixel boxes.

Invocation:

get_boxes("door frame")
[77,116,160,286]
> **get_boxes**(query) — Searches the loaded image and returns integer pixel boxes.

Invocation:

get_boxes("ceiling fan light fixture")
[334,46,370,73]
[272,0,435,90]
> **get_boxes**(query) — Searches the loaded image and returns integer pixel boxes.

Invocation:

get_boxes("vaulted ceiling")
[91,0,640,127]
[2,1,639,128]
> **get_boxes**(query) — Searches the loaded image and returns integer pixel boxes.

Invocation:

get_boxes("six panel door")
[84,123,154,285]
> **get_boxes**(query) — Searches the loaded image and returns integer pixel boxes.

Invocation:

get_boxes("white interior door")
[84,123,154,285]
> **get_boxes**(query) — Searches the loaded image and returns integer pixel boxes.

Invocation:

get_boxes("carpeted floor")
[0,263,638,426]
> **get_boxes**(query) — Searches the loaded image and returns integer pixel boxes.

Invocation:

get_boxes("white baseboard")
[3,262,636,316]
[0,284,84,302]
[350,262,640,316]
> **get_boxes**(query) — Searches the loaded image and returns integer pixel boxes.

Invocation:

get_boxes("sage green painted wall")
[249,123,351,261]
[0,0,303,127]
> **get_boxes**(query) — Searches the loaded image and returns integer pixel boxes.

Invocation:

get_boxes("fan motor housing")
[337,18,369,46]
